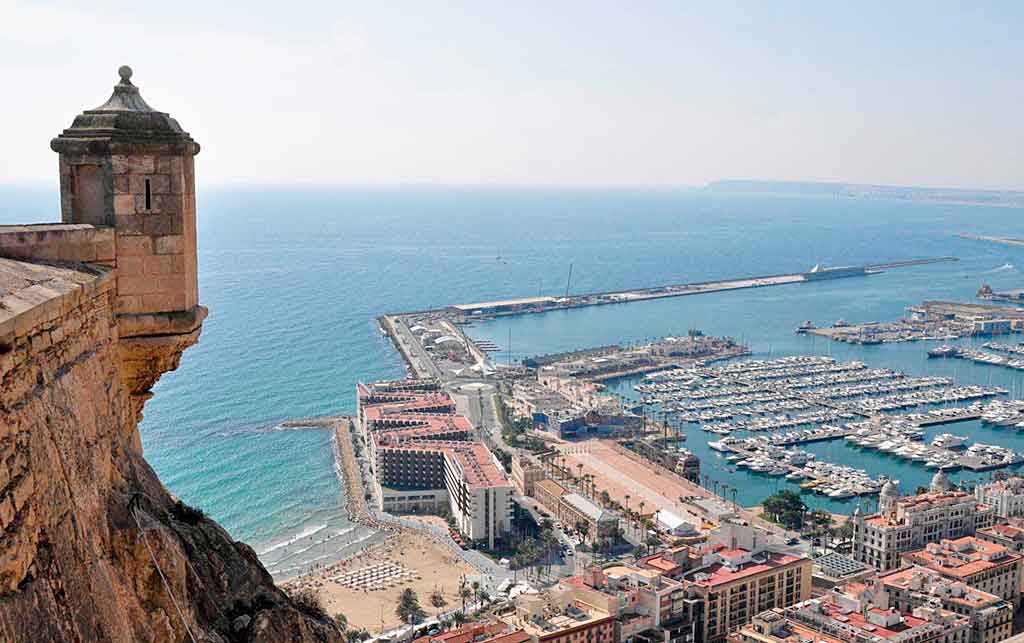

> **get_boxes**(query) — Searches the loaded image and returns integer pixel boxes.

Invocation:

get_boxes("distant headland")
[707,179,1024,208]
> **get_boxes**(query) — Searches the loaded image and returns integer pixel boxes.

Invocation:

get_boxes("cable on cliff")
[128,492,200,643]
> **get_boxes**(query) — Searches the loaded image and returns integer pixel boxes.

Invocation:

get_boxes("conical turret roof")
[52,66,198,155]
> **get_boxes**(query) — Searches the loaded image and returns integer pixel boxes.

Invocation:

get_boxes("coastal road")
[388,316,443,379]
[451,382,515,457]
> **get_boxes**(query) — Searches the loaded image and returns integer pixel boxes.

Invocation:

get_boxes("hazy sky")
[1,1,1021,188]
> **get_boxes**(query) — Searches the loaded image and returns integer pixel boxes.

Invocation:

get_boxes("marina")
[459,239,1024,516]
[633,356,1004,435]
[603,351,1024,510]
[703,400,1024,499]
[715,437,884,498]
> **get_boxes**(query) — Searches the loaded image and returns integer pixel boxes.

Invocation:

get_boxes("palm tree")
[459,584,471,614]
[638,501,646,540]
[577,520,590,544]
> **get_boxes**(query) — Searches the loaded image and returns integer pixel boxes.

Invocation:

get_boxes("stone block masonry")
[0,224,115,267]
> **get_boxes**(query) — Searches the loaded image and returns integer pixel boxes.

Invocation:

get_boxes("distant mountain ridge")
[706,180,1024,207]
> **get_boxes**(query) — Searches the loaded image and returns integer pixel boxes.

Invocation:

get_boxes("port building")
[451,296,558,317]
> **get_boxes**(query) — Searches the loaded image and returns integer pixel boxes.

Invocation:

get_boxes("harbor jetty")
[931,343,1024,372]
[443,257,958,320]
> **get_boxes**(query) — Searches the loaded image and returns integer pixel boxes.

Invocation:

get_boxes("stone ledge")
[117,305,208,339]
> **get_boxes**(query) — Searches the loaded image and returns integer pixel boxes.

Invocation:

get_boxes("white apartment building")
[975,477,1024,519]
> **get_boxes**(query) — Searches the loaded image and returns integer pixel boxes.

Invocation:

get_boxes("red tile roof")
[879,566,1002,608]
[687,550,805,587]
[902,537,1021,580]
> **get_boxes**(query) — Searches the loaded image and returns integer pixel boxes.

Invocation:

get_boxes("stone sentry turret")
[51,65,207,422]
[0,69,341,641]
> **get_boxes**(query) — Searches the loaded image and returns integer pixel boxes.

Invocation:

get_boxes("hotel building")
[357,380,513,547]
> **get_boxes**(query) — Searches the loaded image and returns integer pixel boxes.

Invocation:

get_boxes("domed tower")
[930,470,953,493]
[879,478,900,514]
[51,67,206,424]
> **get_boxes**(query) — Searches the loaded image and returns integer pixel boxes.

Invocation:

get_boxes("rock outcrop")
[0,68,342,642]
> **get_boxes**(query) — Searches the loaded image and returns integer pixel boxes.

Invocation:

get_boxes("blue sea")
[3,185,1024,574]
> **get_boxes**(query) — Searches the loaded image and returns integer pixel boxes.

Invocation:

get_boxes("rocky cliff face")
[0,256,341,642]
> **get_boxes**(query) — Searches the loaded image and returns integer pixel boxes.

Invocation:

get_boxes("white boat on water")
[932,434,968,449]
[829,488,856,499]
[708,440,733,452]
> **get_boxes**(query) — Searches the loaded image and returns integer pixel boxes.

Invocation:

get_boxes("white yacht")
[708,439,733,452]
[932,434,968,449]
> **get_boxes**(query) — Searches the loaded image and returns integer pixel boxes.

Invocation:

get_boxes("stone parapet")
[0,224,115,267]
[0,257,114,352]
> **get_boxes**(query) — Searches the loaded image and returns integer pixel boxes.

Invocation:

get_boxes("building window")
[145,178,152,210]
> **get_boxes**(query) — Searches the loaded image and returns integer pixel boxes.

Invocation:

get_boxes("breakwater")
[448,256,959,319]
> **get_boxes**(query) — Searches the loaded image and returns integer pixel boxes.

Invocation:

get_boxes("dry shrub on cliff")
[169,499,206,525]
[289,587,328,621]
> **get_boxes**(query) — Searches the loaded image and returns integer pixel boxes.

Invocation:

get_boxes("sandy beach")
[284,531,476,633]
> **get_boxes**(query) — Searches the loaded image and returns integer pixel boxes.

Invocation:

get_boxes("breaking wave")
[983,263,1015,274]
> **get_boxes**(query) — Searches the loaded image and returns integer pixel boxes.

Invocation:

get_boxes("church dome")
[930,470,953,492]
[881,479,900,498]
